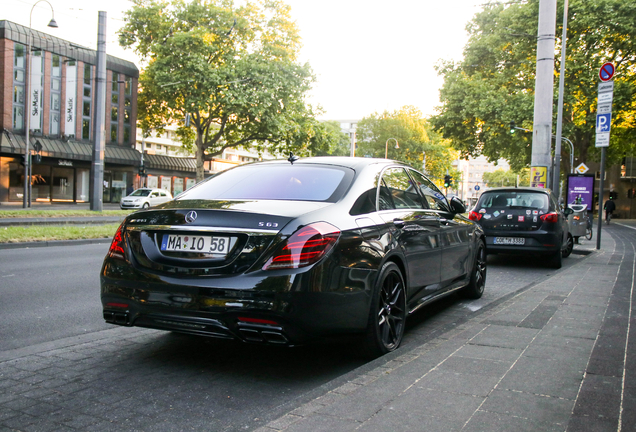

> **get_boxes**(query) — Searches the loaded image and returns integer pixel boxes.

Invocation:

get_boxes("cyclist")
[604,196,616,224]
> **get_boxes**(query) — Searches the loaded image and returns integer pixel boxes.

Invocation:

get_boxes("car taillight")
[468,211,482,221]
[108,223,126,260]
[540,212,559,223]
[263,222,340,270]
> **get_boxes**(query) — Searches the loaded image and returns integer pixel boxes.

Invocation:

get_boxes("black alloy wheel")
[462,241,487,299]
[562,234,574,258]
[362,262,406,357]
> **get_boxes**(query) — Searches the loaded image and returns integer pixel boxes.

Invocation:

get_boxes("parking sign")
[596,113,612,132]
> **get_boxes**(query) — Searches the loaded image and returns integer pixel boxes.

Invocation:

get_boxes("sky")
[7,0,485,120]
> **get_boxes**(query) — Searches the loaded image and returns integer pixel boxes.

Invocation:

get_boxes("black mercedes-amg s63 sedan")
[101,156,486,357]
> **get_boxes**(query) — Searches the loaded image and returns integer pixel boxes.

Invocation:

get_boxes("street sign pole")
[595,65,615,250]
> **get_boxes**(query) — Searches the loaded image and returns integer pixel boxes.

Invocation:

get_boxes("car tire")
[361,262,406,358]
[142,202,150,209]
[562,234,574,258]
[549,248,562,269]
[462,240,487,299]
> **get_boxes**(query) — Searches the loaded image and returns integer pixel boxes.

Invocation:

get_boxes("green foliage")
[356,106,460,189]
[482,168,530,188]
[431,0,636,174]
[119,0,317,180]
[308,121,351,156]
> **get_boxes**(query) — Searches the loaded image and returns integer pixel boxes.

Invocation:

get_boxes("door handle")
[393,219,405,228]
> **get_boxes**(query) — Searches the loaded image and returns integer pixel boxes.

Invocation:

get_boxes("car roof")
[481,187,552,194]
[247,156,409,171]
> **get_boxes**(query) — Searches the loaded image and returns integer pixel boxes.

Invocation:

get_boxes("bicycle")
[585,215,593,240]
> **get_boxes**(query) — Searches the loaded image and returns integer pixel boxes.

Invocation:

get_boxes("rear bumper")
[483,230,561,255]
[100,259,376,346]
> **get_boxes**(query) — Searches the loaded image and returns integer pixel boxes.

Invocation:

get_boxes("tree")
[306,121,351,156]
[483,168,530,188]
[431,0,636,177]
[119,0,317,181]
[355,106,460,189]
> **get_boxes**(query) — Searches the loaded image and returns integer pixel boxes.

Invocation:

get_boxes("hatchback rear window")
[178,165,352,202]
[478,192,549,211]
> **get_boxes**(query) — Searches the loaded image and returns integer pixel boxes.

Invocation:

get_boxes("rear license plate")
[494,237,525,245]
[161,234,231,255]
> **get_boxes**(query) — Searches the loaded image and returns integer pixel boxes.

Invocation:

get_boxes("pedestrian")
[604,196,616,224]
[126,185,133,196]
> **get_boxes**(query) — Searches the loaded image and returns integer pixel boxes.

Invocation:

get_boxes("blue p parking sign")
[596,113,612,132]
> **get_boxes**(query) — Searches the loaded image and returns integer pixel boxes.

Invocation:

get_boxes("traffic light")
[444,174,452,188]
[138,165,146,176]
[510,121,516,134]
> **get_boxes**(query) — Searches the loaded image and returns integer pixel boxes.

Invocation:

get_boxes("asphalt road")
[0,241,594,431]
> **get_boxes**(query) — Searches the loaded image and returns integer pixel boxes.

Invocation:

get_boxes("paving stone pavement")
[254,224,636,432]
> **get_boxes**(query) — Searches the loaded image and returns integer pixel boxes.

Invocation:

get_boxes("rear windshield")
[477,191,549,211]
[177,164,352,202]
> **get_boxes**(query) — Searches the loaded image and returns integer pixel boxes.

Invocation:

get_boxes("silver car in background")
[120,188,173,210]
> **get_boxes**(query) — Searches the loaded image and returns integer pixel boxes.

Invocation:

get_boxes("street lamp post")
[24,0,58,208]
[385,138,399,159]
[553,0,569,195]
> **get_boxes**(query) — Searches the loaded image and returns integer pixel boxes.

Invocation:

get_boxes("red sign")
[599,62,615,82]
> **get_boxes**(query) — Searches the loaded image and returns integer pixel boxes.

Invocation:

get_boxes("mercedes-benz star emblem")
[185,211,198,224]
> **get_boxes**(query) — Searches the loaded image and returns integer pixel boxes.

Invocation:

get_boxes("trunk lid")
[124,200,330,276]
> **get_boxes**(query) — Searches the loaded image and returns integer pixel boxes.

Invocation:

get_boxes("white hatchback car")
[120,188,173,210]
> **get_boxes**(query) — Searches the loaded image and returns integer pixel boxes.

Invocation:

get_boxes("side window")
[408,170,449,211]
[161,192,167,197]
[379,168,425,210]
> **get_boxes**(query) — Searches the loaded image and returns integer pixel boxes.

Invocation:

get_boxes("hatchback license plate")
[161,234,231,255]
[494,237,525,245]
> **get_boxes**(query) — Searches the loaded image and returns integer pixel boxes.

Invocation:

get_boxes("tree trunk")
[196,131,205,182]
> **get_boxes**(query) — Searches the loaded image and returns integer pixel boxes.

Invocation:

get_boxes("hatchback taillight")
[468,211,482,221]
[540,212,559,223]
[263,222,340,270]
[108,223,126,260]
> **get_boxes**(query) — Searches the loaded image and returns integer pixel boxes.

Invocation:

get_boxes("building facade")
[0,20,142,204]
[454,156,511,206]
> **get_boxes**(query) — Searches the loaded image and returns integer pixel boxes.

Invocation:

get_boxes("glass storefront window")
[8,162,25,201]
[160,176,171,193]
[32,164,51,201]
[111,171,127,203]
[76,169,89,202]
[147,175,158,189]
[103,172,111,203]
[52,167,74,201]
[173,178,184,196]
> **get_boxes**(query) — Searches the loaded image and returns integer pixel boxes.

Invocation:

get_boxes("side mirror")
[564,208,574,216]
[449,196,466,214]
